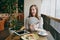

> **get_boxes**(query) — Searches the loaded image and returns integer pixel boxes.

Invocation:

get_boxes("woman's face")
[31,6,36,16]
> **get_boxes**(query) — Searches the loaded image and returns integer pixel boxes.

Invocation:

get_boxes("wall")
[24,0,60,18]
[56,0,60,19]
[40,0,56,17]
[40,0,60,19]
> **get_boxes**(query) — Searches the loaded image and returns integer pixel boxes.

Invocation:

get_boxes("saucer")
[38,30,48,36]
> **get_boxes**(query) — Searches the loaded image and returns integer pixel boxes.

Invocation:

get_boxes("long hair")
[29,5,39,19]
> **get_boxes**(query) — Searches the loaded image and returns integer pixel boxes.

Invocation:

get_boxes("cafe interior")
[0,0,60,40]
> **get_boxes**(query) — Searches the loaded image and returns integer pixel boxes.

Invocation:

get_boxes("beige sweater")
[24,16,43,30]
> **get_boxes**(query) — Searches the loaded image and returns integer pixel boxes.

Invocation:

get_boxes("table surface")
[5,32,47,40]
[5,26,48,40]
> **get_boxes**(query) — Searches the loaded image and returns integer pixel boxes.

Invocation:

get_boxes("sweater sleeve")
[33,16,44,31]
[38,16,43,29]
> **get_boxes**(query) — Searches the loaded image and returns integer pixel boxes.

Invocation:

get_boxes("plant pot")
[9,28,16,34]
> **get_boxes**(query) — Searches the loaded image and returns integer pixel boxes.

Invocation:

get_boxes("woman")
[25,5,44,32]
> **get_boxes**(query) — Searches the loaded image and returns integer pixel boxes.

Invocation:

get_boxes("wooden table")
[5,33,47,40]
[5,26,47,40]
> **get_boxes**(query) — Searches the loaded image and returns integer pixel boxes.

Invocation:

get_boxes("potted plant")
[9,14,24,34]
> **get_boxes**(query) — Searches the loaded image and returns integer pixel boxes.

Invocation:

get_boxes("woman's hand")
[29,24,35,32]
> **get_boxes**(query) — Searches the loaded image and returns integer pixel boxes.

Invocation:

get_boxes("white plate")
[38,30,48,36]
